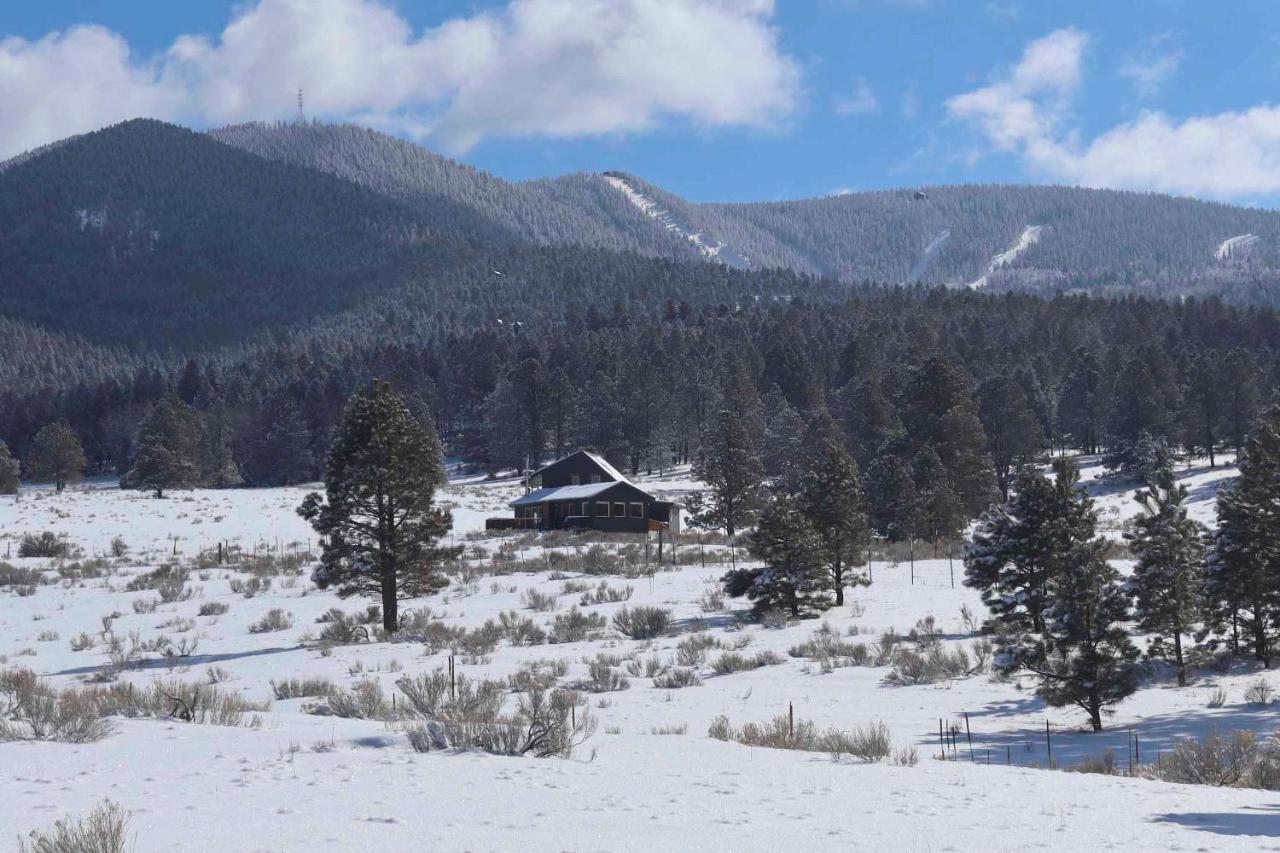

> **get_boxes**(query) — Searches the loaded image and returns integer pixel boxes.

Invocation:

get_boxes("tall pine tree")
[798,439,870,606]
[122,396,203,498]
[694,409,765,537]
[299,381,461,632]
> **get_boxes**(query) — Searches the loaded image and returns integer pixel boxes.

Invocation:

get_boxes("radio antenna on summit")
[296,89,306,123]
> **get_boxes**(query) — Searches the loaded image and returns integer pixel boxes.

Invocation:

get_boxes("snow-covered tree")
[1102,431,1173,483]
[1124,467,1205,685]
[299,381,460,633]
[798,439,870,605]
[964,458,1096,635]
[1004,541,1140,731]
[723,496,827,618]
[1204,404,1280,665]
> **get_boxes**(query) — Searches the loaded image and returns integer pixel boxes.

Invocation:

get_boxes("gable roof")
[510,480,649,508]
[527,449,632,485]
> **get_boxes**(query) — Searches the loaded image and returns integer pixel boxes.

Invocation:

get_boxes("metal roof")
[510,482,624,507]
[527,449,632,485]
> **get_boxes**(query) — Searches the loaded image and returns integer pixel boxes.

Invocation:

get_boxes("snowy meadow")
[2,460,1279,852]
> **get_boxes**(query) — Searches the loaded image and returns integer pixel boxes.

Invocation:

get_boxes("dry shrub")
[405,686,593,759]
[612,606,671,640]
[271,678,336,700]
[322,678,391,719]
[549,607,607,643]
[248,609,293,634]
[19,800,130,853]
[0,669,115,744]
[1156,730,1257,787]
[710,650,783,675]
[653,668,702,689]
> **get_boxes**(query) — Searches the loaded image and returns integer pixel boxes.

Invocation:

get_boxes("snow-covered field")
[2,459,1278,852]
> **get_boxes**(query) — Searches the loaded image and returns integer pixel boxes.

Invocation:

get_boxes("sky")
[4,0,1280,205]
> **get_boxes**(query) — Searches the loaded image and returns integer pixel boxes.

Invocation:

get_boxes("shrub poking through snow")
[710,650,783,675]
[521,588,559,612]
[322,678,392,719]
[549,607,607,643]
[1245,679,1274,707]
[404,685,593,759]
[1156,729,1257,787]
[271,678,337,700]
[198,601,229,617]
[0,668,115,744]
[18,531,70,559]
[612,606,671,640]
[248,609,293,633]
[653,668,701,688]
[18,800,130,853]
[573,661,630,693]
[883,645,976,686]
[707,712,899,764]
[789,623,870,667]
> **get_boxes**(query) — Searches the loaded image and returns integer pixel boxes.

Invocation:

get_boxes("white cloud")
[832,78,879,116]
[1119,36,1183,98]
[0,0,800,159]
[947,28,1280,199]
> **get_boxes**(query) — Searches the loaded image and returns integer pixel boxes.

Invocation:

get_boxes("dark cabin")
[490,450,681,534]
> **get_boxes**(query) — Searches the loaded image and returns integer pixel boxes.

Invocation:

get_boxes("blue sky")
[4,1,1280,204]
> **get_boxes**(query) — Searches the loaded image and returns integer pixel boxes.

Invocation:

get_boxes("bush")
[612,606,672,640]
[580,581,633,605]
[883,645,975,686]
[710,650,783,675]
[788,623,870,667]
[18,800,130,853]
[198,601,230,617]
[574,661,630,693]
[271,678,336,700]
[248,609,293,634]
[1245,679,1274,707]
[322,678,391,719]
[404,686,594,758]
[1157,730,1257,787]
[823,721,894,762]
[497,611,547,646]
[676,633,720,667]
[0,669,115,744]
[109,537,129,558]
[396,671,505,721]
[521,588,559,612]
[549,607,607,643]
[18,532,70,559]
[653,668,701,689]
[1,563,50,590]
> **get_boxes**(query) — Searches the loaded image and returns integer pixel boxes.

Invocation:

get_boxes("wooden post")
[449,655,456,701]
[939,718,946,760]
[788,702,794,739]
[910,540,915,585]
[964,712,974,762]
[948,544,954,588]
[1045,719,1052,767]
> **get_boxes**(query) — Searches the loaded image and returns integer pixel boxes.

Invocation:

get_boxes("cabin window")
[591,474,602,483]
[631,502,644,518]
[596,502,610,517]
[614,502,626,517]
[582,502,589,517]
[571,474,581,485]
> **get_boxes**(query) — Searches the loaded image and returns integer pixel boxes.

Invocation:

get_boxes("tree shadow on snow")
[48,644,305,678]
[1153,804,1280,838]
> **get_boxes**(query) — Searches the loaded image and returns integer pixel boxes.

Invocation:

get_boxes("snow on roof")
[510,482,621,507]
[527,450,632,485]
[582,451,631,484]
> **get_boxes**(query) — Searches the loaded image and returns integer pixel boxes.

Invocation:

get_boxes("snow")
[969,225,1045,289]
[1216,234,1259,262]
[602,174,750,269]
[906,228,950,282]
[3,460,1278,851]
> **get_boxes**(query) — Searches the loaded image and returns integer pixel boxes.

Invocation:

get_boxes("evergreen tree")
[1059,348,1103,454]
[1004,541,1139,731]
[299,381,460,633]
[1182,352,1223,466]
[1124,467,1205,685]
[1222,348,1260,455]
[1204,404,1280,665]
[864,451,919,543]
[964,458,1096,635]
[911,447,966,551]
[0,440,18,495]
[798,440,870,606]
[1102,431,1174,483]
[121,396,203,498]
[723,495,828,617]
[979,374,1044,500]
[241,398,315,486]
[694,409,765,537]
[759,385,806,493]
[837,377,902,471]
[27,422,85,492]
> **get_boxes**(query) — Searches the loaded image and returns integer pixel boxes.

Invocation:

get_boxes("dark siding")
[531,451,618,488]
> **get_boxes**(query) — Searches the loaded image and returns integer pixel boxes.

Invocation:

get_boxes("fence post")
[1045,719,1052,767]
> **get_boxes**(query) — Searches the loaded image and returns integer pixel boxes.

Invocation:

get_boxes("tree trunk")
[1174,631,1185,687]
[1088,699,1103,732]
[382,572,398,633]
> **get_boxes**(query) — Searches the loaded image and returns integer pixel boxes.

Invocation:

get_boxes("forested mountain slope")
[0,119,507,349]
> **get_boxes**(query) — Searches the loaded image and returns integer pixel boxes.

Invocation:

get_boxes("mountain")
[210,121,1280,301]
[0,119,508,349]
[8,117,1280,367]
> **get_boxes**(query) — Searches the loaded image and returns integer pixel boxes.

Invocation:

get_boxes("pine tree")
[122,396,203,497]
[964,458,1096,635]
[1182,352,1223,467]
[694,409,765,537]
[1005,541,1139,731]
[1124,467,1205,685]
[299,381,461,632]
[864,451,919,543]
[978,374,1044,500]
[1204,404,1280,665]
[0,440,19,495]
[27,422,85,492]
[798,439,870,606]
[723,495,828,617]
[911,447,965,551]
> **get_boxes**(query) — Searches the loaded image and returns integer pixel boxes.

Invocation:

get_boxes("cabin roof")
[527,449,631,485]
[510,482,623,507]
